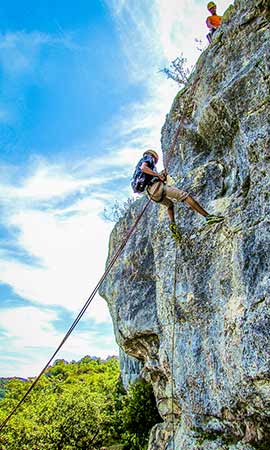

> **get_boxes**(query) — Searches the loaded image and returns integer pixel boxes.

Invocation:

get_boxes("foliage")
[0,357,161,450]
[160,54,191,87]
[121,380,162,450]
[194,38,204,52]
[102,198,134,223]
[0,379,7,399]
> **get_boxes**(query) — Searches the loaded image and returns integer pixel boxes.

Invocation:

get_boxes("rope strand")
[0,60,206,433]
[0,192,158,433]
[170,245,178,450]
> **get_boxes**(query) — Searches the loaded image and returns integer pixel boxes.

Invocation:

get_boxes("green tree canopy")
[0,357,161,450]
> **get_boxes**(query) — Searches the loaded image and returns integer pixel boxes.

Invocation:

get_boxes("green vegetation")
[0,379,7,400]
[0,357,161,450]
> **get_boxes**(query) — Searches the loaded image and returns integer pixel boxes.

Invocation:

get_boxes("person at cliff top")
[131,149,224,240]
[206,2,222,43]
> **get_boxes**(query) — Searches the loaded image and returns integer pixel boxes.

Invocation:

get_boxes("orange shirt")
[207,14,222,28]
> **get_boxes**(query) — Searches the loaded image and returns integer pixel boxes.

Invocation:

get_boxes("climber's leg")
[165,187,224,224]
[207,28,216,44]
[184,195,209,217]
[167,205,181,240]
[207,32,212,43]
[165,186,189,203]
[160,199,181,239]
[164,186,209,216]
[185,195,224,223]
[167,204,175,223]
[147,184,180,237]
[153,194,181,240]
[154,184,223,230]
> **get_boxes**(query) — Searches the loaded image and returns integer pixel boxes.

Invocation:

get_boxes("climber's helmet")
[207,1,216,11]
[143,149,159,163]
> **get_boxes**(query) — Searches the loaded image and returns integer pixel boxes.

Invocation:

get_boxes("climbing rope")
[0,59,205,435]
[164,71,205,449]
[0,189,159,433]
[165,64,207,448]
[170,244,178,450]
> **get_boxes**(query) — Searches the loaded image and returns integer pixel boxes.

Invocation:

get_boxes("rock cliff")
[100,0,270,448]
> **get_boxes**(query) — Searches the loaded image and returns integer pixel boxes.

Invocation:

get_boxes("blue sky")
[0,0,231,377]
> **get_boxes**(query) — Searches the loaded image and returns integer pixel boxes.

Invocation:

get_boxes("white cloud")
[0,197,113,311]
[0,153,124,334]
[100,0,232,178]
[0,155,123,376]
[0,162,117,204]
[0,305,118,377]
[0,307,58,347]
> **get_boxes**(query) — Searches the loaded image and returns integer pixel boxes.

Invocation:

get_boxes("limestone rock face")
[100,0,270,448]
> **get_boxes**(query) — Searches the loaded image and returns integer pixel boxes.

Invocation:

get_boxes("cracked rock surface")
[100,0,270,448]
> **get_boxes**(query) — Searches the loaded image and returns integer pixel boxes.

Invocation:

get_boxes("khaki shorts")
[147,181,189,208]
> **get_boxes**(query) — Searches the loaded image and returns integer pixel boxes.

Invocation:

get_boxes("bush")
[121,380,162,450]
[160,54,191,87]
[102,198,134,223]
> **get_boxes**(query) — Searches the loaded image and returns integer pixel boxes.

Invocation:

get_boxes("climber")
[206,2,222,43]
[131,149,224,240]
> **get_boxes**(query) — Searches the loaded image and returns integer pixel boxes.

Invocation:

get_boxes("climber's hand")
[158,169,167,182]
[158,174,166,182]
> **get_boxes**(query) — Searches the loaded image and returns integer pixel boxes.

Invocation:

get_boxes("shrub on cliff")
[121,379,162,450]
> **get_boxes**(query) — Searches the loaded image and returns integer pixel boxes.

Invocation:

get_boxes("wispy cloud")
[0,161,114,308]
[0,155,118,376]
[101,0,231,174]
[0,305,116,377]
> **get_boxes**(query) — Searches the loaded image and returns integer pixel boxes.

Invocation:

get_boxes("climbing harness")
[147,180,167,203]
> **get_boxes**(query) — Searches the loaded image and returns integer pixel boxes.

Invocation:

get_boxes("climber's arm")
[140,162,166,181]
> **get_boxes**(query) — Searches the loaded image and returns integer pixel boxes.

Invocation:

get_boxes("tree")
[160,54,191,87]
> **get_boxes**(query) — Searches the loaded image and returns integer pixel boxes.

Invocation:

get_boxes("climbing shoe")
[169,223,182,241]
[205,214,224,225]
